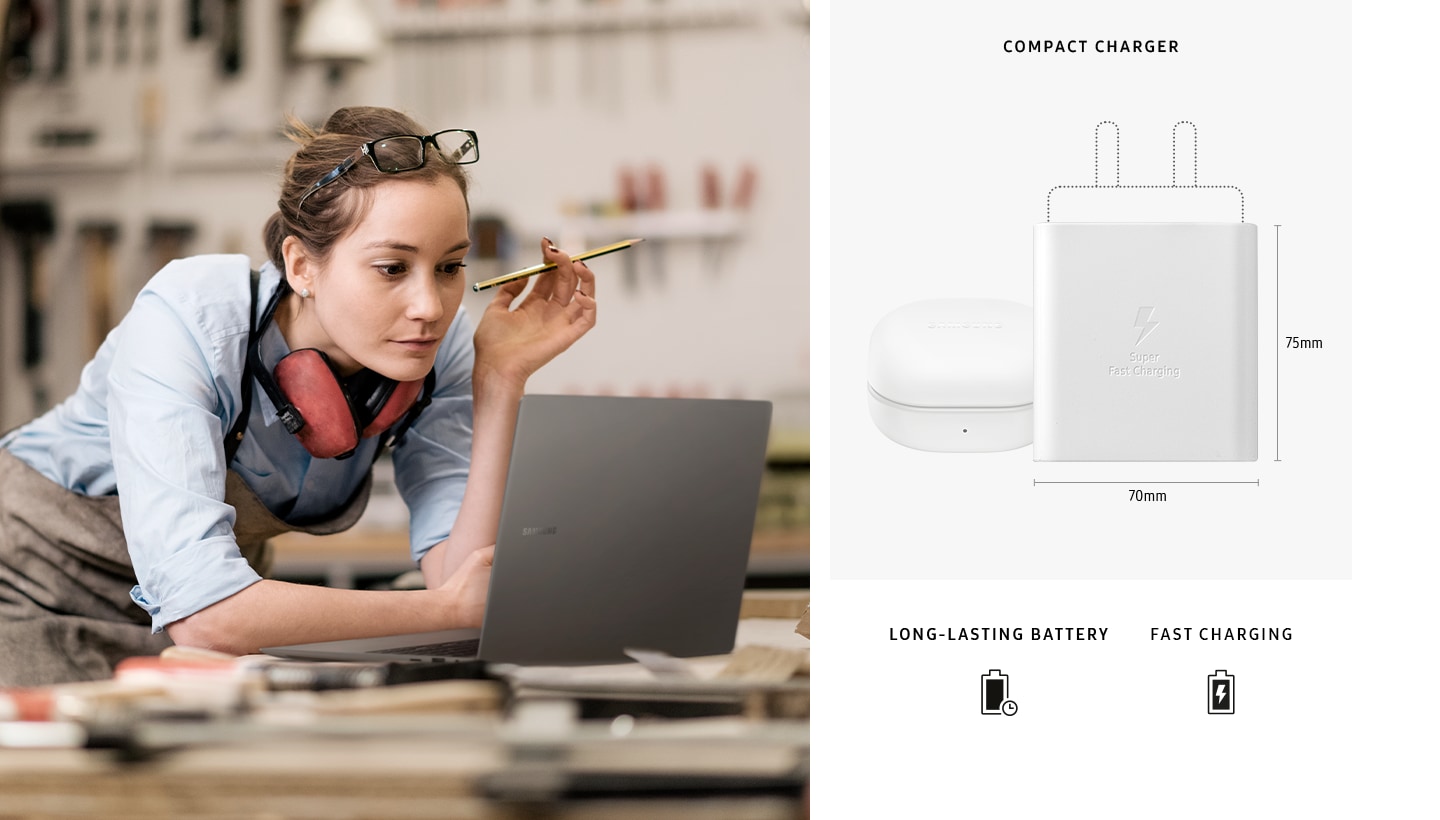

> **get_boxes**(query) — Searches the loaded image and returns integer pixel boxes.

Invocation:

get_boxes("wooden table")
[0,729,806,818]
[0,616,811,818]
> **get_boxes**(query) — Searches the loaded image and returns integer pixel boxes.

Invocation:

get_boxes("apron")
[0,449,372,686]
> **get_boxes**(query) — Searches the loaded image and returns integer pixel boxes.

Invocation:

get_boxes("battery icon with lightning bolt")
[1208,670,1235,715]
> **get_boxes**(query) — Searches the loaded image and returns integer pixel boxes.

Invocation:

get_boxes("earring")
[299,288,311,299]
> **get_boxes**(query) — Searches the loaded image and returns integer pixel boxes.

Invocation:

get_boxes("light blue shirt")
[0,255,476,632]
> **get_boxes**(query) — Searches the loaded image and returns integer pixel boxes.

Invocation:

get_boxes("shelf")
[0,154,139,176]
[386,7,756,41]
[171,134,294,173]
[561,209,745,242]
[767,429,810,463]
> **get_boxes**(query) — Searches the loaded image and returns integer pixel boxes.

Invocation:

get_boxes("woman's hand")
[473,238,598,390]
[437,545,496,627]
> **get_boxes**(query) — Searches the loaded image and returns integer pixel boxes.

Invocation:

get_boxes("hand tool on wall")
[147,221,195,279]
[422,0,440,118]
[217,0,241,76]
[618,166,639,212]
[700,163,722,275]
[114,0,129,65]
[3,0,41,80]
[532,0,553,99]
[279,0,301,69]
[578,0,595,102]
[649,0,668,100]
[600,0,620,108]
[471,0,498,106]
[85,0,101,66]
[701,163,757,277]
[733,163,757,211]
[701,164,721,209]
[141,0,158,66]
[187,0,206,39]
[35,124,96,147]
[618,166,639,290]
[721,163,758,271]
[1,200,58,412]
[468,214,508,286]
[644,164,666,285]
[49,0,68,78]
[78,221,119,355]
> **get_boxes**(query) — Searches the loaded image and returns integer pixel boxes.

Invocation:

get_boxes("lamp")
[294,0,382,75]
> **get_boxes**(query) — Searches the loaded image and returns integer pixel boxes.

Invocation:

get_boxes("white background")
[829,0,1351,580]
[811,1,1437,816]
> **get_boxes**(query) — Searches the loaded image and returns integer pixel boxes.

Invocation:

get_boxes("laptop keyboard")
[368,638,479,658]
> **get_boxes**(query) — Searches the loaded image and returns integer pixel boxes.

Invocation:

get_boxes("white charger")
[867,298,1033,452]
[1034,222,1257,461]
[1034,122,1258,461]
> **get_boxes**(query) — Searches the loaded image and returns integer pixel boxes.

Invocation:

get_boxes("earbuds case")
[867,298,1033,452]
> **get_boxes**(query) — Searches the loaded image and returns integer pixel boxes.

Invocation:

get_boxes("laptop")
[262,394,773,666]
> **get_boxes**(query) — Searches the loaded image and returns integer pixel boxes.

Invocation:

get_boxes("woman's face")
[291,176,471,381]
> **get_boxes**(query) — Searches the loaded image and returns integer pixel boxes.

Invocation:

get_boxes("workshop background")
[0,0,809,585]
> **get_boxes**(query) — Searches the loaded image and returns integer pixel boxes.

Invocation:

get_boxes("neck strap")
[222,270,262,466]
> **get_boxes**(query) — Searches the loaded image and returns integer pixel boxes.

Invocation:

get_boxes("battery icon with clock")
[981,670,1018,716]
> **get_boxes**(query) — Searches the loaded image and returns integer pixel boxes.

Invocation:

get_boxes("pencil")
[471,238,644,292]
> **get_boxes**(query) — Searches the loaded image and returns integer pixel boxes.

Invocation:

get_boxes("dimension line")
[1275,224,1282,462]
[1033,480,1260,486]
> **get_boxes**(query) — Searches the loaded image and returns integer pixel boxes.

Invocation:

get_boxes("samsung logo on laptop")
[928,321,1003,330]
[522,526,558,537]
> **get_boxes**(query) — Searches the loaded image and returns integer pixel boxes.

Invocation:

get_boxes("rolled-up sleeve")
[107,282,261,632]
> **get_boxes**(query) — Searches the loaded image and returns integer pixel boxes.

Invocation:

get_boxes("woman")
[0,106,596,686]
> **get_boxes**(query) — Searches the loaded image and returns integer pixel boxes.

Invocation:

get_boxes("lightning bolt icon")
[1134,307,1160,345]
[1215,684,1227,705]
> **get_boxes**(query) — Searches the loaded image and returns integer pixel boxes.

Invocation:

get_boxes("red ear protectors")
[270,349,432,459]
[249,283,435,460]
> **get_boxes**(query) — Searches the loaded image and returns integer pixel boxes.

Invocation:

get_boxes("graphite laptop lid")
[261,395,773,665]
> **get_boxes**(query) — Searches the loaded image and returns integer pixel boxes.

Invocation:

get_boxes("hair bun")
[261,106,470,275]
